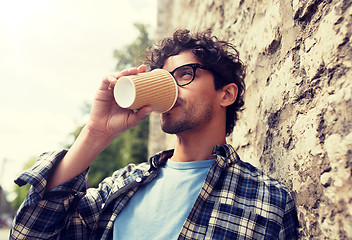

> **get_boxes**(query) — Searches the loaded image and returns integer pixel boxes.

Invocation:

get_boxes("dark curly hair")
[145,29,246,136]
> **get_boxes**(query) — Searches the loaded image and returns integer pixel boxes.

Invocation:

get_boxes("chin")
[160,116,180,134]
[161,125,182,135]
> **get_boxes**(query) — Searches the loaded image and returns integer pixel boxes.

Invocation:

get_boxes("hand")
[46,66,153,190]
[86,65,153,142]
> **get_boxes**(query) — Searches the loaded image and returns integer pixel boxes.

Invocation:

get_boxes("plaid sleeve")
[11,150,90,239]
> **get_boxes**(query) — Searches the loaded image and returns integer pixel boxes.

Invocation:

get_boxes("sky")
[0,0,157,197]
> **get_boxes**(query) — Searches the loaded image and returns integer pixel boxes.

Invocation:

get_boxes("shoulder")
[231,159,292,201]
[215,145,294,214]
[223,157,297,227]
[215,144,291,199]
[97,162,152,190]
[212,145,299,237]
[84,162,152,204]
[112,162,151,180]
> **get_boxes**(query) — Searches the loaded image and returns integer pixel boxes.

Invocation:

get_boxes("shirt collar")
[148,144,239,169]
[212,144,240,169]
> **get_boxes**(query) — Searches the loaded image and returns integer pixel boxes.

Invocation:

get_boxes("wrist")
[80,124,115,151]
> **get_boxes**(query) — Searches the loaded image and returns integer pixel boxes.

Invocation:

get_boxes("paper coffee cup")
[114,69,178,113]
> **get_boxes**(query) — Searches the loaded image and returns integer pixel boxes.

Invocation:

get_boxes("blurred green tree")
[114,23,152,70]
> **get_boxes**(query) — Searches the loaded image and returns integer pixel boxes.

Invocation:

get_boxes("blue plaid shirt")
[11,144,299,239]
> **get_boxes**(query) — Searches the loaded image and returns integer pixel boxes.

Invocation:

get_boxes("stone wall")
[149,0,352,238]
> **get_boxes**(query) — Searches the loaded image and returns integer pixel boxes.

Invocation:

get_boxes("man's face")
[160,50,222,135]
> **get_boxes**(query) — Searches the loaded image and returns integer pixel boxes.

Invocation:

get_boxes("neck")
[171,125,227,162]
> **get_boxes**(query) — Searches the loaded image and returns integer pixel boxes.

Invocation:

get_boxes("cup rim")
[114,76,136,108]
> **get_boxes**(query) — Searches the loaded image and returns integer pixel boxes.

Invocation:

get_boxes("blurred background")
[0,0,156,236]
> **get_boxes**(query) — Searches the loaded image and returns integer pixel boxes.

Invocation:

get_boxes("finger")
[105,67,143,90]
[98,74,114,91]
[128,106,152,126]
[107,67,137,89]
[112,65,145,79]
[110,68,136,79]
[136,106,153,118]
[127,68,139,76]
[137,65,147,73]
[103,74,118,90]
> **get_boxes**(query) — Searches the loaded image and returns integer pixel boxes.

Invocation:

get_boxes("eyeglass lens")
[173,66,195,86]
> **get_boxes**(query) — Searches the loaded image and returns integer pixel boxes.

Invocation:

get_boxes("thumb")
[128,106,153,126]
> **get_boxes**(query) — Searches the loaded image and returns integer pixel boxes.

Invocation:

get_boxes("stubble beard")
[161,103,213,135]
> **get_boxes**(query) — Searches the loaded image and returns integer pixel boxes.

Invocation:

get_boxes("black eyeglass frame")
[169,63,210,87]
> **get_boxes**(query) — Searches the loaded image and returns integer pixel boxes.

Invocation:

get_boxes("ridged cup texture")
[116,69,178,113]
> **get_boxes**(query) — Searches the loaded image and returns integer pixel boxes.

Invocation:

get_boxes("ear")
[219,83,238,107]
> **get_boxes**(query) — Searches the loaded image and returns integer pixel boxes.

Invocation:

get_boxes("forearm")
[46,125,115,191]
[47,66,151,190]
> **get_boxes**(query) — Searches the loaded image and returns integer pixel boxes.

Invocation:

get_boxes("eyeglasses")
[169,63,209,86]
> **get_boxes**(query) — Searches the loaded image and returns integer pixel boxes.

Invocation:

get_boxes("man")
[11,29,299,239]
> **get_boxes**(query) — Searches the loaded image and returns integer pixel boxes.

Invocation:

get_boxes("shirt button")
[136,177,142,183]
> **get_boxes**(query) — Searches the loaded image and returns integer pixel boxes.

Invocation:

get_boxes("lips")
[173,100,181,108]
[164,98,181,114]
